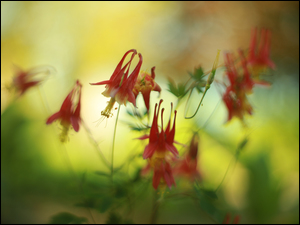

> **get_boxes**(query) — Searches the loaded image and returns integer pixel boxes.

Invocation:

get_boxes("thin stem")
[215,155,237,192]
[150,190,160,224]
[81,120,110,169]
[111,104,121,183]
[184,84,210,119]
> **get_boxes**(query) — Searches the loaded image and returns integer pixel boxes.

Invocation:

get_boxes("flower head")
[152,158,176,190]
[138,99,178,160]
[10,65,54,95]
[133,67,161,112]
[248,28,276,74]
[90,49,143,118]
[46,80,82,142]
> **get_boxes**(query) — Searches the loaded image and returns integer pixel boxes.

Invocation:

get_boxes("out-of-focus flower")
[222,85,252,122]
[133,67,161,112]
[10,65,54,96]
[90,49,143,118]
[222,52,253,122]
[46,80,82,142]
[248,28,276,75]
[222,213,240,224]
[138,99,178,160]
[173,133,202,181]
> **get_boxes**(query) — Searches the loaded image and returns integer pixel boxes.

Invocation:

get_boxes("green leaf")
[167,79,187,99]
[49,212,88,224]
[106,212,122,224]
[97,196,113,213]
[75,198,96,208]
[94,171,110,177]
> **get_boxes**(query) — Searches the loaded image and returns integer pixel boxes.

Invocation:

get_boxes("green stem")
[81,120,110,169]
[111,104,121,183]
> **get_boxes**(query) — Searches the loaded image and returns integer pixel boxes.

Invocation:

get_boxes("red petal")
[143,143,157,159]
[46,112,61,124]
[71,116,80,132]
[165,143,179,157]
[136,134,150,140]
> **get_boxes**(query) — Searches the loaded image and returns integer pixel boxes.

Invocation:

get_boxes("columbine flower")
[90,49,143,118]
[10,65,54,96]
[248,28,276,75]
[46,80,82,142]
[132,67,161,112]
[173,133,202,181]
[138,99,178,160]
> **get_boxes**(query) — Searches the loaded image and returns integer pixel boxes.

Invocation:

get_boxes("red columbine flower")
[248,28,276,75]
[10,65,54,95]
[90,49,143,118]
[138,99,178,160]
[46,80,82,142]
[173,133,202,181]
[132,67,161,112]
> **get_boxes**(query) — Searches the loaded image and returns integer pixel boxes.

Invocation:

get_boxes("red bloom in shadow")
[173,133,202,181]
[138,99,178,160]
[90,49,143,118]
[11,65,54,95]
[46,80,82,142]
[133,66,161,112]
[222,213,240,224]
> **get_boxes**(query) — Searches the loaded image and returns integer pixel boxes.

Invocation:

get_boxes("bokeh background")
[1,1,299,224]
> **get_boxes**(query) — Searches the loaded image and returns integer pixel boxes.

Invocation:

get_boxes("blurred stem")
[150,190,160,224]
[61,144,96,224]
[81,120,110,169]
[111,104,121,183]
[215,155,237,192]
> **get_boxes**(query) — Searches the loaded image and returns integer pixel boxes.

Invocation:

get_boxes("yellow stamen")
[101,97,116,118]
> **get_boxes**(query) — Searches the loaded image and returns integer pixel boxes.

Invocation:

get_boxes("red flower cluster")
[222,28,275,123]
[138,99,178,189]
[46,80,82,142]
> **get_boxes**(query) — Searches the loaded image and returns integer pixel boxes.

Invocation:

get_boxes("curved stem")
[184,84,210,119]
[111,104,121,183]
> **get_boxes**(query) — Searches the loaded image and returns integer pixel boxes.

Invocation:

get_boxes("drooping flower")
[132,66,161,112]
[46,80,82,142]
[138,99,178,160]
[173,133,202,181]
[90,49,143,118]
[10,65,54,96]
[248,28,276,75]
